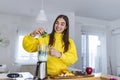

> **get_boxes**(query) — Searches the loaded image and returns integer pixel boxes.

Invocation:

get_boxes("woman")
[23,14,78,76]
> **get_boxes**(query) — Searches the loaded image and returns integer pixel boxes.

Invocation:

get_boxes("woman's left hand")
[49,47,62,58]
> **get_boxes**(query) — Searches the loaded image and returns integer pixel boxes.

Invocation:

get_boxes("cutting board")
[51,74,94,79]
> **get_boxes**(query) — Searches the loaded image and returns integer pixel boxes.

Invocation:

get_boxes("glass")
[38,44,49,61]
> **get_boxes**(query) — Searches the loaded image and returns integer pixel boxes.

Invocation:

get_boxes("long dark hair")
[49,14,70,52]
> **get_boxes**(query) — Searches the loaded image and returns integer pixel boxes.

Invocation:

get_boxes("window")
[15,35,38,65]
[81,34,101,73]
[88,35,101,69]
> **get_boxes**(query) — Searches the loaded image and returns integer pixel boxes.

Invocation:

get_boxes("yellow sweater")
[23,32,78,76]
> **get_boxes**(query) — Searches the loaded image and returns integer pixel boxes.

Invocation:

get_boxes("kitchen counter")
[0,72,120,80]
[47,73,120,80]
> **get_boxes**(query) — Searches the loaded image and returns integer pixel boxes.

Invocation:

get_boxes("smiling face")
[54,18,67,33]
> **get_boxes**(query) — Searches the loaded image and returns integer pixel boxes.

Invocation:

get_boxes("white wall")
[107,20,120,75]
[0,14,19,72]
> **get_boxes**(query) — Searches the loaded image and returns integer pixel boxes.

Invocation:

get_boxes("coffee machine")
[34,45,49,80]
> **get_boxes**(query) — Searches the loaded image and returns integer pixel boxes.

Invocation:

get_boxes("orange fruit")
[62,69,69,74]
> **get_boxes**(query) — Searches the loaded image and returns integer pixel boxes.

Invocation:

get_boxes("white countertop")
[0,72,33,80]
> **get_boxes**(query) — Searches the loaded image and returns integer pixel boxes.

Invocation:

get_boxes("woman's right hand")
[30,27,45,37]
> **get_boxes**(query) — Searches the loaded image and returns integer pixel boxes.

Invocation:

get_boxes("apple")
[86,67,92,74]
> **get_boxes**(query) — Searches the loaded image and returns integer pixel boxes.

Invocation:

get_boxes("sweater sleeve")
[60,38,78,66]
[22,34,39,52]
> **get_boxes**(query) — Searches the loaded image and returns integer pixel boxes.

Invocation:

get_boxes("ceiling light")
[36,0,47,23]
